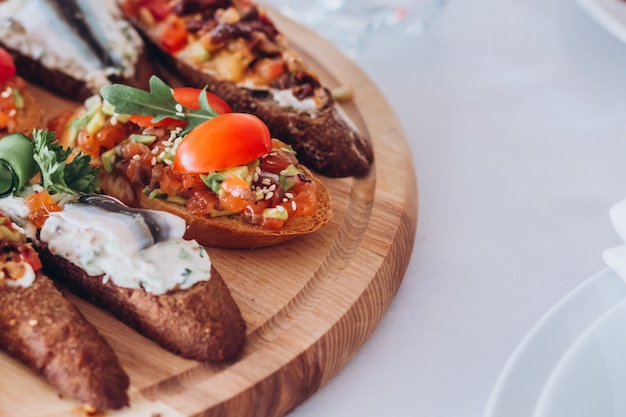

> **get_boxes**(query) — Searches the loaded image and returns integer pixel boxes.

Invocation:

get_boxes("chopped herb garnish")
[32,129,100,195]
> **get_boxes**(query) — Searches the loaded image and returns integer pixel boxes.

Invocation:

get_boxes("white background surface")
[287,0,626,416]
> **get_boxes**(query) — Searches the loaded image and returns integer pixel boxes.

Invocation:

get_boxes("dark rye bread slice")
[160,55,373,178]
[37,245,246,362]
[0,273,130,410]
[124,1,373,178]
[6,48,154,103]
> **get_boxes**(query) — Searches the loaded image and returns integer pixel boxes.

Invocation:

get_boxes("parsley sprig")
[100,75,220,134]
[32,129,100,195]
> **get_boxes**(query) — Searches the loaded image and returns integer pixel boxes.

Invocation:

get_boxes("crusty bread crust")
[0,273,130,410]
[99,166,333,249]
[37,245,246,362]
[139,34,373,178]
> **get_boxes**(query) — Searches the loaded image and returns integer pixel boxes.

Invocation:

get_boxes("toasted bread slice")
[37,244,246,362]
[0,239,129,411]
[121,0,373,178]
[13,86,43,136]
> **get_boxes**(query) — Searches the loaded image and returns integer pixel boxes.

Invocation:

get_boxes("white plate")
[483,268,626,417]
[577,0,626,43]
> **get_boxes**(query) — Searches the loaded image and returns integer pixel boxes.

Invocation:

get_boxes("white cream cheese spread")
[0,193,212,295]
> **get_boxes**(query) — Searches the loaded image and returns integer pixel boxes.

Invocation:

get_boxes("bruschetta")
[0,129,246,361]
[52,77,333,248]
[0,211,130,411]
[0,47,42,137]
[119,0,373,178]
[0,0,154,101]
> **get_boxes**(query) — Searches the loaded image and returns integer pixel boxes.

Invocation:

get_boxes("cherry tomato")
[173,87,232,114]
[0,48,16,84]
[173,113,272,173]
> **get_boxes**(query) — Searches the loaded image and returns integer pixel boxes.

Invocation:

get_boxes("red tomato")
[0,48,16,84]
[129,115,187,128]
[173,87,232,114]
[161,17,188,53]
[173,113,272,173]
[20,246,42,272]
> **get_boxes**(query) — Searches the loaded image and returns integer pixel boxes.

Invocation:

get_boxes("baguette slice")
[99,166,332,249]
[36,244,246,362]
[121,0,373,178]
[0,239,130,411]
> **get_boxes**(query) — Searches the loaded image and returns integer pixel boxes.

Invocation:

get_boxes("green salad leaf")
[100,75,220,134]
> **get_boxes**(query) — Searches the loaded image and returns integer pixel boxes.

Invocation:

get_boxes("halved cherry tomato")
[129,88,231,128]
[173,87,232,114]
[0,48,16,84]
[173,113,272,173]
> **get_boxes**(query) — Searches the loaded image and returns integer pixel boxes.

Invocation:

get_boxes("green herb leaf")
[32,129,100,195]
[99,75,219,135]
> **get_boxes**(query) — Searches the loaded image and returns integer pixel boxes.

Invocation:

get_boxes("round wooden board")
[0,11,418,417]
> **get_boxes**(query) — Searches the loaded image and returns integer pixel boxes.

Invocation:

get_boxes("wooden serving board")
[0,11,418,417]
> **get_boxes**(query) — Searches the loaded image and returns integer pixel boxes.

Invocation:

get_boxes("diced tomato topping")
[24,190,62,229]
[20,245,42,272]
[120,0,170,21]
[186,189,219,216]
[161,16,188,53]
[240,201,266,225]
[290,181,318,217]
[219,176,256,212]
[158,165,183,195]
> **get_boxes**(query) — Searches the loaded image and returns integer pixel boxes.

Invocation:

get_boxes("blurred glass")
[261,0,447,57]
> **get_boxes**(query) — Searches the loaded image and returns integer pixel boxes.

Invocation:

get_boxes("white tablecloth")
[288,0,626,416]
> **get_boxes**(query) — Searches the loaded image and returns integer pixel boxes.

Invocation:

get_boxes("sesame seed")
[280,169,289,176]
[132,154,141,161]
[265,191,274,200]
[276,205,285,212]
[282,198,288,203]
[253,172,259,182]
[28,319,38,326]
[261,178,272,186]
[151,156,157,165]
[158,151,166,159]
[175,104,183,112]
[8,109,16,117]
[165,147,172,153]
[110,117,118,125]
[268,184,276,192]
[151,147,159,155]
[285,192,294,199]
[292,201,297,211]
[1,88,11,98]
[163,159,173,165]
[162,140,173,146]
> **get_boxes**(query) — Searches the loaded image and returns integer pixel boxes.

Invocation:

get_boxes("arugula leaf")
[32,129,100,195]
[100,75,219,135]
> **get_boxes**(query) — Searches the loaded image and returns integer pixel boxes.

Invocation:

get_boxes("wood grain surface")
[0,11,418,417]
